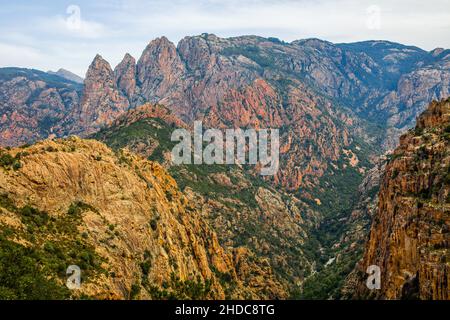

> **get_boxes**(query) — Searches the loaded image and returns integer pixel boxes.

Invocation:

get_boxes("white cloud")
[98,0,450,48]
[0,42,44,68]
[0,0,449,75]
[37,15,107,39]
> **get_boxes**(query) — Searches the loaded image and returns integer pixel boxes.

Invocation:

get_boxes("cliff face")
[378,52,450,150]
[114,54,137,101]
[351,98,450,300]
[0,138,284,299]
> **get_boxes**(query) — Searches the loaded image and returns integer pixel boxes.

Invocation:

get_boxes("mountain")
[2,36,449,152]
[0,35,449,299]
[0,137,290,299]
[88,36,380,209]
[346,98,450,299]
[47,68,84,84]
[67,36,449,193]
[0,67,82,146]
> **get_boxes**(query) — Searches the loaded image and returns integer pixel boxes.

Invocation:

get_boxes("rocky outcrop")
[136,37,186,110]
[109,103,186,129]
[377,50,450,150]
[350,98,450,299]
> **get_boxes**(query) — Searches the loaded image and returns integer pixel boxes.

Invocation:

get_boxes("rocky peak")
[291,38,335,50]
[177,35,214,73]
[87,54,113,78]
[70,54,130,136]
[114,53,136,99]
[137,37,180,71]
[107,103,187,130]
[416,98,450,129]
[136,37,184,102]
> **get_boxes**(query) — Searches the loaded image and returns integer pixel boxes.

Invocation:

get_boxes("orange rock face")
[2,36,449,196]
[352,98,450,300]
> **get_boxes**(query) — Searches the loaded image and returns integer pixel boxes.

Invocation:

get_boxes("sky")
[0,0,449,77]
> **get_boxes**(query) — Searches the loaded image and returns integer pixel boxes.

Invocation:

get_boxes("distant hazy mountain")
[48,68,84,84]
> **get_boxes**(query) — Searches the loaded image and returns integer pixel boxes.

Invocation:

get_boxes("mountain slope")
[76,35,449,195]
[0,137,286,299]
[2,35,448,153]
[2,36,448,204]
[93,104,322,297]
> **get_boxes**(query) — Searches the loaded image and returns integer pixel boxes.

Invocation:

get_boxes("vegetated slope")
[297,162,384,298]
[347,98,450,300]
[0,137,286,299]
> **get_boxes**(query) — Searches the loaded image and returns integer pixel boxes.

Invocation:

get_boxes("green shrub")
[130,283,141,299]
[149,219,158,231]
[414,126,424,136]
[0,153,15,167]
[12,161,22,171]
[140,260,151,276]
[68,201,95,216]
